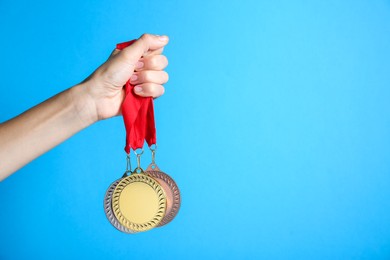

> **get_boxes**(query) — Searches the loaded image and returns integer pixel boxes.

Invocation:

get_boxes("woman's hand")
[80,33,169,122]
[0,33,169,180]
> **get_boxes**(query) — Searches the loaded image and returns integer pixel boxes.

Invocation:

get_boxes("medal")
[103,39,180,233]
[112,150,166,232]
[145,146,181,227]
[103,156,136,233]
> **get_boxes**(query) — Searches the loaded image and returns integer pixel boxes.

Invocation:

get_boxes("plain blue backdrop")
[1,0,390,259]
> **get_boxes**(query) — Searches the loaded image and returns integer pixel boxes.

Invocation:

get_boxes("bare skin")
[0,33,169,181]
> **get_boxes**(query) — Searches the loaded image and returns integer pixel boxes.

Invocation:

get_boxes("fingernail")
[136,61,144,69]
[130,74,138,82]
[159,36,168,42]
[134,86,143,93]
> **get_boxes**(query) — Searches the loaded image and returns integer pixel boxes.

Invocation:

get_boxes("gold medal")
[111,152,167,232]
[145,147,181,227]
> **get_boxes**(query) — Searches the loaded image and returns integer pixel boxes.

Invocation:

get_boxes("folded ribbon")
[116,40,157,154]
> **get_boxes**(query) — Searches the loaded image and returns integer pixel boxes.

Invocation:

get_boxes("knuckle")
[140,33,152,43]
[142,83,154,95]
[141,71,152,82]
[147,56,157,68]
[154,56,163,67]
[139,33,148,40]
[157,55,168,67]
[162,71,169,83]
[148,55,168,69]
[150,83,160,94]
[162,55,168,66]
[141,71,168,84]
[137,34,150,52]
[145,83,164,97]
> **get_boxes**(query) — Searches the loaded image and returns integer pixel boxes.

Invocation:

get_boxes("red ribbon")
[116,40,156,154]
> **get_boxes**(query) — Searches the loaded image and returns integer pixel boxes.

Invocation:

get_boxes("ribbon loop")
[116,40,157,153]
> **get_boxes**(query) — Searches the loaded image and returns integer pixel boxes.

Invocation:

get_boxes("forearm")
[0,83,97,180]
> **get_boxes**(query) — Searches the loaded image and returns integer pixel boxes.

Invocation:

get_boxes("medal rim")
[103,178,137,234]
[145,169,181,227]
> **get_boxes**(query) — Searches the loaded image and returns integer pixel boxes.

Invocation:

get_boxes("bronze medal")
[146,163,181,227]
[144,147,180,227]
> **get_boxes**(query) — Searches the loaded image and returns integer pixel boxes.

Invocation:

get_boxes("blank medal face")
[112,173,166,232]
[119,182,160,223]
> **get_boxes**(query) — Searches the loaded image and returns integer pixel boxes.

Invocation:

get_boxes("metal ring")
[126,153,132,172]
[123,171,131,177]
[133,167,144,174]
[133,148,144,156]
[149,144,158,152]
[150,164,157,170]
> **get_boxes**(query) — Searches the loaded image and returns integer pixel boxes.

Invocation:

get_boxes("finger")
[135,55,168,71]
[118,34,169,65]
[130,70,169,85]
[101,34,168,87]
[133,83,165,98]
[143,47,165,57]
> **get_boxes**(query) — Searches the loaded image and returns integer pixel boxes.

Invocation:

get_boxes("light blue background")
[1,0,390,259]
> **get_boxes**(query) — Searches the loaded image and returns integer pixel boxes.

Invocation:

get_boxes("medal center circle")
[119,182,159,224]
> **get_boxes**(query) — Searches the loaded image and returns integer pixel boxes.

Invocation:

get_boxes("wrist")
[69,81,99,127]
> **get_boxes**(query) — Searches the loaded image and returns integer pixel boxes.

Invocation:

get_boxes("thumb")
[118,34,169,65]
[98,34,169,88]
